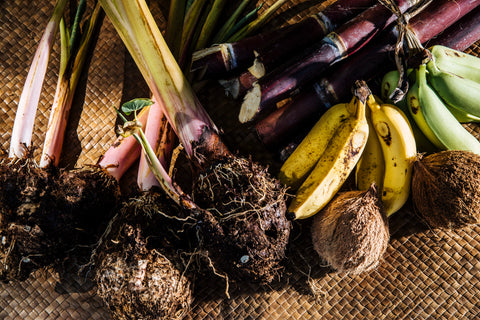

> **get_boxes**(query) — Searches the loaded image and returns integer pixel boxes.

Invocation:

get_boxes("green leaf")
[121,98,154,115]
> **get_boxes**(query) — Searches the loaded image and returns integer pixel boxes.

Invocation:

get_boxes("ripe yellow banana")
[278,102,351,190]
[355,106,384,192]
[367,94,416,216]
[288,82,369,220]
[417,63,480,155]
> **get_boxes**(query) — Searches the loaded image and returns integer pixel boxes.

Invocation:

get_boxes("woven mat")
[1,0,480,319]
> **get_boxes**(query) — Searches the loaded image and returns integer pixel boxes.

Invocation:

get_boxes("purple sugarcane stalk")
[191,0,376,79]
[256,0,480,149]
[239,0,416,124]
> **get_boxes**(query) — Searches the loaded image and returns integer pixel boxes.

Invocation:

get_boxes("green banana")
[418,63,480,155]
[427,59,480,120]
[288,83,369,220]
[382,70,438,153]
[278,102,351,190]
[367,94,416,216]
[430,45,480,83]
[406,71,444,149]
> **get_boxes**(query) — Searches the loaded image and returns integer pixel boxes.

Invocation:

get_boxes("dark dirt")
[94,191,193,320]
[191,155,291,284]
[0,157,120,282]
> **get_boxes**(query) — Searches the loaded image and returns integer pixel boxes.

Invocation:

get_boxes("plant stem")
[239,0,414,123]
[226,0,289,42]
[212,0,252,44]
[40,2,103,168]
[137,99,177,191]
[166,0,187,59]
[98,0,221,159]
[98,105,150,181]
[179,0,209,69]
[194,0,228,50]
[191,0,376,79]
[9,0,68,159]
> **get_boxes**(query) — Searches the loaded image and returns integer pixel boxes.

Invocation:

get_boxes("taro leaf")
[121,98,153,115]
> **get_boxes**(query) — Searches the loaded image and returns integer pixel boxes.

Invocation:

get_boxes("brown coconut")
[412,150,480,229]
[311,183,389,274]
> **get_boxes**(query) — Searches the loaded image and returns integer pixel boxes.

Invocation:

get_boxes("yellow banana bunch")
[365,94,417,216]
[278,102,351,190]
[285,81,370,220]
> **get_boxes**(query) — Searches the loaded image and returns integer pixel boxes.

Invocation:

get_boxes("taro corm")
[0,0,121,281]
[98,0,291,285]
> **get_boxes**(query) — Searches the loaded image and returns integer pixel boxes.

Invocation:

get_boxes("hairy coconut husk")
[311,184,389,274]
[192,156,291,284]
[94,192,193,320]
[412,150,480,229]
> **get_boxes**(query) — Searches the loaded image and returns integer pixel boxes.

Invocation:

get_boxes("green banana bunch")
[427,59,480,121]
[381,70,438,153]
[430,45,480,83]
[416,63,480,155]
[278,102,351,190]
[285,82,370,220]
[365,94,416,216]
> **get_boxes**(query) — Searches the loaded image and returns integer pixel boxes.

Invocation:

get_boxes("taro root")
[0,157,55,281]
[0,223,55,281]
[0,2,120,282]
[192,156,290,283]
[0,157,53,226]
[99,0,292,286]
[311,184,389,274]
[412,150,480,229]
[95,192,193,320]
[0,156,120,282]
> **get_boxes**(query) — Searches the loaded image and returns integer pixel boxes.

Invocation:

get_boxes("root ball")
[412,150,480,229]
[0,223,55,281]
[192,156,291,283]
[311,184,389,274]
[0,158,53,226]
[96,225,191,320]
[95,193,193,320]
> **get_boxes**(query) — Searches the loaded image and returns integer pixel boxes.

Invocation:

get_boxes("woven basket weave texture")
[1,0,480,319]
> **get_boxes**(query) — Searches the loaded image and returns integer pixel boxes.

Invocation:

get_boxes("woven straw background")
[1,0,480,319]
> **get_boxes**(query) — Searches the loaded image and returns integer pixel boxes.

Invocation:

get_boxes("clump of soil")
[0,223,56,280]
[94,192,193,320]
[0,156,120,282]
[192,156,291,284]
[412,150,480,229]
[311,184,389,274]
[0,157,54,227]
